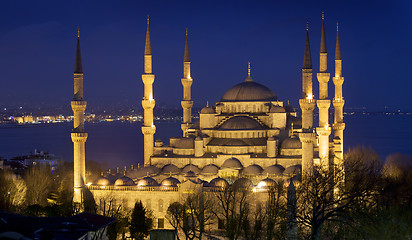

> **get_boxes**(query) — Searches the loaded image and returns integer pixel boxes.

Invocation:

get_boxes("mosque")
[71,14,345,230]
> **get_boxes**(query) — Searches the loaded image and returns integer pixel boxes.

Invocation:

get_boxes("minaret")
[299,21,316,177]
[316,12,332,171]
[71,28,88,203]
[141,17,156,166]
[333,22,345,165]
[181,28,193,137]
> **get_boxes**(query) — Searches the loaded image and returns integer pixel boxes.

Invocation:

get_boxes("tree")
[96,194,130,240]
[212,185,251,240]
[166,202,183,240]
[0,170,27,211]
[130,200,154,240]
[24,165,53,207]
[296,146,382,240]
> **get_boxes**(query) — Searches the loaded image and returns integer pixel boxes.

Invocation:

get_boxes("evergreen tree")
[130,200,153,240]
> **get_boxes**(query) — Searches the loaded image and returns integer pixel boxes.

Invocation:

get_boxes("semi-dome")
[242,164,263,175]
[162,164,181,175]
[95,176,111,186]
[201,164,219,175]
[114,176,135,186]
[257,178,278,188]
[281,135,302,149]
[209,177,229,188]
[262,164,285,175]
[221,158,243,169]
[137,176,159,187]
[220,81,278,102]
[233,178,253,189]
[284,165,302,175]
[161,177,181,187]
[181,164,200,174]
[219,116,262,130]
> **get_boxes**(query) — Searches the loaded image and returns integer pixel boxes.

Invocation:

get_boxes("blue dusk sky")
[0,0,411,111]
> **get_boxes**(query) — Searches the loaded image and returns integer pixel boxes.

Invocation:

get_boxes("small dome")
[284,104,296,112]
[242,164,263,175]
[137,176,159,187]
[114,176,135,186]
[201,164,219,175]
[135,165,160,177]
[221,158,243,169]
[220,81,278,102]
[161,177,181,187]
[95,176,111,186]
[233,178,253,189]
[262,164,285,175]
[209,177,229,188]
[174,138,194,149]
[182,164,200,174]
[219,116,262,130]
[281,135,302,149]
[257,178,278,188]
[284,165,302,175]
[162,164,181,175]
[269,105,286,113]
[200,106,215,114]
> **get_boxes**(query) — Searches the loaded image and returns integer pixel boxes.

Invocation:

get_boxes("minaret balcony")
[71,100,87,111]
[332,99,345,108]
[317,72,330,83]
[142,99,155,109]
[181,100,193,109]
[316,126,331,136]
[317,99,331,109]
[299,132,316,143]
[332,122,345,131]
[142,74,155,84]
[181,78,193,87]
[71,132,88,142]
[141,125,156,135]
[333,76,344,85]
[299,98,316,110]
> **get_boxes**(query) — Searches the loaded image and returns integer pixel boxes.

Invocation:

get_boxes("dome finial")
[147,15,149,26]
[206,101,209,107]
[322,10,324,20]
[248,61,251,77]
[306,19,309,31]
[336,22,339,32]
[77,27,80,38]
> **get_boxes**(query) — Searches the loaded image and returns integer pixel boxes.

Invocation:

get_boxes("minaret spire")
[71,28,88,204]
[74,28,82,75]
[320,11,327,54]
[145,15,152,55]
[302,20,312,70]
[335,23,341,60]
[184,28,190,62]
[181,28,194,136]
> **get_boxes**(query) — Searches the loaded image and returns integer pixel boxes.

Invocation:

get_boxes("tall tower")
[299,21,316,177]
[333,23,345,165]
[181,29,193,137]
[316,12,332,171]
[141,17,156,166]
[71,29,88,203]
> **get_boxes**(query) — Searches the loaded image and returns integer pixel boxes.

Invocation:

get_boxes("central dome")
[221,81,277,102]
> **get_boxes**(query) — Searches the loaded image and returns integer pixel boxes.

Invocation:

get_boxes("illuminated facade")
[76,15,345,229]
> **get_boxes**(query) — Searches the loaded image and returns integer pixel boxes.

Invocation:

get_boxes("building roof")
[114,176,135,186]
[220,81,277,102]
[281,135,302,149]
[242,164,263,175]
[201,164,219,175]
[262,164,285,175]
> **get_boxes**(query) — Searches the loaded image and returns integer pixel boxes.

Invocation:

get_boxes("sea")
[0,114,411,169]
